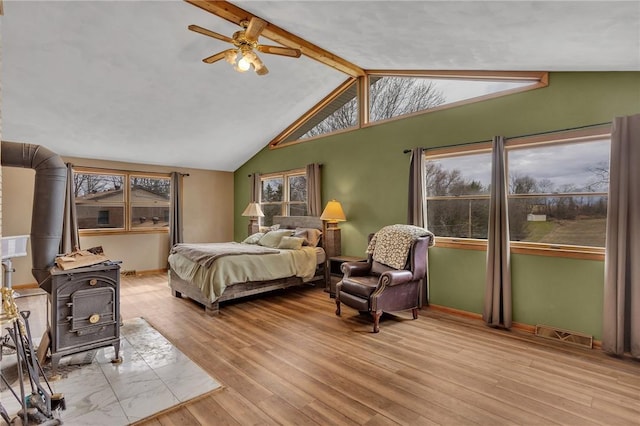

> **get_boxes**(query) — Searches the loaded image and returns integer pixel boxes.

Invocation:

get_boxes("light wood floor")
[122,273,640,426]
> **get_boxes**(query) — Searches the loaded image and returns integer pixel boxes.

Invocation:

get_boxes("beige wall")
[2,156,234,285]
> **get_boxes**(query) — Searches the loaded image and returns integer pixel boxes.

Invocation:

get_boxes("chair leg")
[412,308,419,320]
[372,310,382,333]
[335,298,341,316]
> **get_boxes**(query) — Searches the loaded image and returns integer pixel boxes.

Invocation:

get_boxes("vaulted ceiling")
[2,1,638,171]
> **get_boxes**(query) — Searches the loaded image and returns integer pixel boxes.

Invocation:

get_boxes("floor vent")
[121,270,137,277]
[535,324,593,349]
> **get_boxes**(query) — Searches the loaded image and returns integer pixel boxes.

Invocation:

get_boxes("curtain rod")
[247,163,323,177]
[403,121,612,154]
[71,164,189,176]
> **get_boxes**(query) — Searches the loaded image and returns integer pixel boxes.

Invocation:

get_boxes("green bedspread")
[168,245,318,302]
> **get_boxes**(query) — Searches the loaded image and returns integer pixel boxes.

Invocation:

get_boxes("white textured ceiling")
[2,1,639,171]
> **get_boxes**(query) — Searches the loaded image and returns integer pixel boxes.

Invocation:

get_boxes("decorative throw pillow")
[293,229,309,245]
[242,232,264,245]
[296,227,322,247]
[259,224,281,233]
[258,229,294,248]
[277,236,305,250]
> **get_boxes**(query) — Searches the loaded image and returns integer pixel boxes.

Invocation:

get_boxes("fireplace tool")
[1,288,65,425]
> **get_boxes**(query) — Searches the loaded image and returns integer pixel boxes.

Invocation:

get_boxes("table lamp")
[242,202,264,235]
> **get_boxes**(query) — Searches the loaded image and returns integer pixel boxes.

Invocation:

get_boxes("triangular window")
[270,71,547,148]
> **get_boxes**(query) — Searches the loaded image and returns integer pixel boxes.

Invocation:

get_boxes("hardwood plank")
[187,394,243,426]
[121,273,640,426]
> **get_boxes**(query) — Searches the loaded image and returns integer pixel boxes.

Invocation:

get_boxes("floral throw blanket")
[366,224,435,269]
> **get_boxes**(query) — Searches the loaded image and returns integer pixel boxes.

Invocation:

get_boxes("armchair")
[335,226,432,333]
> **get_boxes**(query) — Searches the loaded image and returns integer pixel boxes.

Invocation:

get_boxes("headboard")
[273,215,322,230]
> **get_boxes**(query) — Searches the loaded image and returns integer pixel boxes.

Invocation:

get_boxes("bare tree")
[585,161,609,192]
[303,77,445,138]
[73,173,123,197]
[369,77,445,121]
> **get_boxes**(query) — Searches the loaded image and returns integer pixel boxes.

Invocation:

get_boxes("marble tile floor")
[1,317,221,425]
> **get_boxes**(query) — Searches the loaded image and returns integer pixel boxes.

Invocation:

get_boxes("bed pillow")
[295,227,322,247]
[258,229,294,248]
[278,236,305,250]
[242,232,264,244]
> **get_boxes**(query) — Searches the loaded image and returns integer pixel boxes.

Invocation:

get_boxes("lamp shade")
[320,200,346,222]
[242,202,264,217]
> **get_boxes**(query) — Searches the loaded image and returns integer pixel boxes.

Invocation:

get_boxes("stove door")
[70,287,116,331]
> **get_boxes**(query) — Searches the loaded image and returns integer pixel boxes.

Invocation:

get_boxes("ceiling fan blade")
[202,49,236,64]
[252,55,269,76]
[244,17,267,41]
[256,45,301,58]
[188,24,233,44]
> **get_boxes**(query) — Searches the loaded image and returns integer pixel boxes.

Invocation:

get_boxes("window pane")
[369,76,536,122]
[131,206,170,229]
[74,173,124,201]
[509,196,607,246]
[289,175,307,202]
[261,204,282,226]
[77,205,125,229]
[262,178,283,202]
[283,81,358,143]
[427,198,489,239]
[508,139,610,194]
[130,176,170,202]
[289,203,308,216]
[426,153,491,197]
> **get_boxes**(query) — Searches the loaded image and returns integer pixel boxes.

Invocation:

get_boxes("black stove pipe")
[1,141,67,292]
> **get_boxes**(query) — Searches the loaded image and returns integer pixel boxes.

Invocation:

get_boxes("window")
[368,75,538,124]
[260,169,307,226]
[424,127,611,256]
[506,135,610,248]
[74,169,171,233]
[270,71,547,148]
[278,79,358,146]
[425,147,492,239]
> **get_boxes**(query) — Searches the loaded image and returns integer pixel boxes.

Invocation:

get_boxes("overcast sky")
[429,138,610,193]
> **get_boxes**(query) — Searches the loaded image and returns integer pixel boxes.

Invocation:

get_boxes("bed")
[168,216,327,315]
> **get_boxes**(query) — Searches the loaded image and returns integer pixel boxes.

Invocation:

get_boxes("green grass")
[524,218,606,247]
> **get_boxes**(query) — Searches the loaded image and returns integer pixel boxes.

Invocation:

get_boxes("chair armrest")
[341,261,371,277]
[379,270,413,286]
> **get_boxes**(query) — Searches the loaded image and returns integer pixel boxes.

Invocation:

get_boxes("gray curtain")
[169,172,183,247]
[484,136,512,328]
[306,163,322,216]
[408,147,425,227]
[250,173,260,203]
[59,163,80,254]
[603,114,640,358]
[408,148,428,305]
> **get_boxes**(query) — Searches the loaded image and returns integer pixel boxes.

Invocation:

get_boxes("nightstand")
[326,255,367,297]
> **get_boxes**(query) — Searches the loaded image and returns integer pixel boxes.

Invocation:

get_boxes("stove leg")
[49,353,62,380]
[110,338,122,364]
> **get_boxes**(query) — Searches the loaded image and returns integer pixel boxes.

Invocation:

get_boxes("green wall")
[234,72,640,340]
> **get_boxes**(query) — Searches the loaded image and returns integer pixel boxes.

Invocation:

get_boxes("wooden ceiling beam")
[184,0,365,77]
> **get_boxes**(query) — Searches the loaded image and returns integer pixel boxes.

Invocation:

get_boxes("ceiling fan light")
[237,56,251,71]
[224,49,238,65]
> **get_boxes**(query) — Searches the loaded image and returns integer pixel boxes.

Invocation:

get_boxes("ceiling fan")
[188,17,301,76]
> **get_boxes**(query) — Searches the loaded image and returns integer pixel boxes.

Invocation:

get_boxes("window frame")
[270,71,548,149]
[259,168,307,225]
[425,142,493,245]
[424,126,611,260]
[505,127,611,259]
[73,167,172,236]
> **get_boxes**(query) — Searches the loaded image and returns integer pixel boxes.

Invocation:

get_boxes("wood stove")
[49,263,121,372]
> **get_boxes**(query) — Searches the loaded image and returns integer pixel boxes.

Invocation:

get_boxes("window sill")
[433,237,604,260]
[79,229,169,237]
